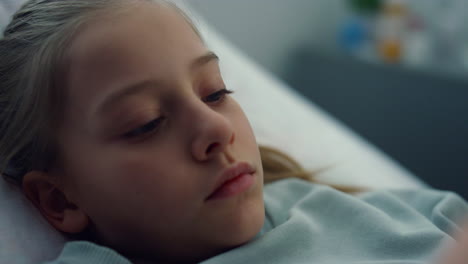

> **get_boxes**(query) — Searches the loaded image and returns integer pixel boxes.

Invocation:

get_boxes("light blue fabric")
[42,240,131,264]
[43,178,468,264]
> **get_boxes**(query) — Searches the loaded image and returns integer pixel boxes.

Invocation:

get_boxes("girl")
[1,0,467,263]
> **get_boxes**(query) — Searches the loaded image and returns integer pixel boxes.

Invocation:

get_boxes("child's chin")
[222,214,264,246]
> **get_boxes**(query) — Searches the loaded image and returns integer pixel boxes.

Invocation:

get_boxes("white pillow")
[0,1,427,263]
[0,0,22,34]
[0,181,67,263]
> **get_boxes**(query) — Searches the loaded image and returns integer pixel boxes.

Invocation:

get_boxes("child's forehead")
[63,1,204,84]
[60,1,208,121]
[66,2,192,61]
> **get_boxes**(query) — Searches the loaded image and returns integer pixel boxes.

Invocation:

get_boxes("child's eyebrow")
[94,51,219,116]
[191,51,219,70]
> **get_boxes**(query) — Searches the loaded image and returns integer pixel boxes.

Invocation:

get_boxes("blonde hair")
[0,0,362,193]
[260,145,364,193]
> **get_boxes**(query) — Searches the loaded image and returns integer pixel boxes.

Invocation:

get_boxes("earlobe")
[22,171,89,234]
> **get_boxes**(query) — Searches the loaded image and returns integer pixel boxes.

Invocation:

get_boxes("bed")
[0,1,427,263]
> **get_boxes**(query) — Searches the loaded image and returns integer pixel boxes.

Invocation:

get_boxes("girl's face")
[56,2,264,262]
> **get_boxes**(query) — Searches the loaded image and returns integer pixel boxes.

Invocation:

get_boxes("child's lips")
[205,162,256,201]
[206,172,255,200]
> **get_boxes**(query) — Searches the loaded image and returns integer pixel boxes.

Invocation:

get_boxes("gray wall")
[188,0,349,76]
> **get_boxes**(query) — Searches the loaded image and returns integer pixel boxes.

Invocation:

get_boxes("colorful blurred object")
[339,0,382,58]
[376,0,407,63]
[349,0,382,13]
[339,17,369,53]
[340,0,468,77]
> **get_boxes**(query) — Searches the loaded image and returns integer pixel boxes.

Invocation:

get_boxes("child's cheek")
[112,154,196,213]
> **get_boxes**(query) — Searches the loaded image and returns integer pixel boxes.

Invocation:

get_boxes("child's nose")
[190,112,235,162]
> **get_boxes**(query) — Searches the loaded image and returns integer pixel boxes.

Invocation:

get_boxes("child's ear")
[22,171,89,234]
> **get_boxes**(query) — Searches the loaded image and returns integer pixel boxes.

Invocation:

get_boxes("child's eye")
[123,118,163,139]
[122,89,233,140]
[203,88,234,103]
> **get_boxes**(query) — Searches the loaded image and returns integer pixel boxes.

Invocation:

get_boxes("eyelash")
[123,88,234,139]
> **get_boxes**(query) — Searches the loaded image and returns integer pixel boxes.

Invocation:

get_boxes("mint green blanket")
[44,178,468,264]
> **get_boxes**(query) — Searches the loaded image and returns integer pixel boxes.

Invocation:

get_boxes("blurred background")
[188,0,468,199]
